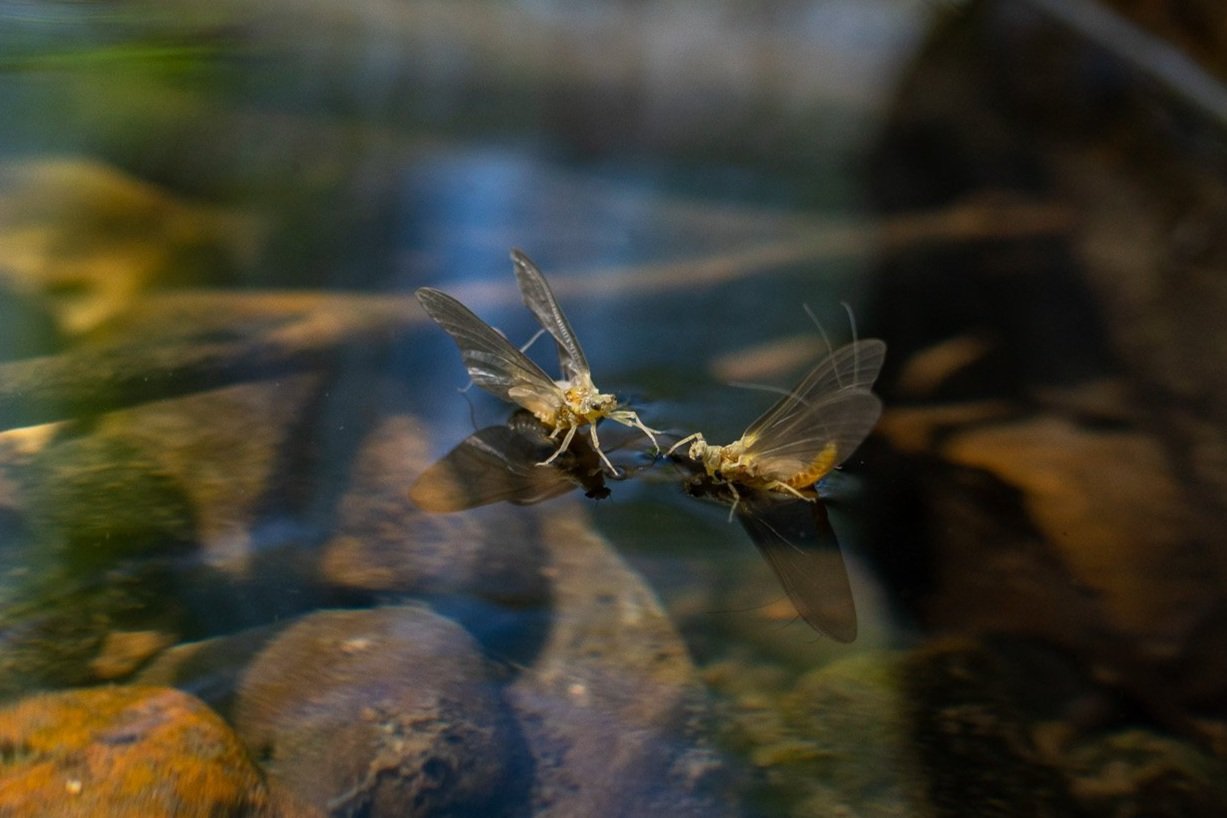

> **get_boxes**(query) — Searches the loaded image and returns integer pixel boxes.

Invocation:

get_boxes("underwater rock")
[21,433,198,571]
[87,629,178,681]
[0,426,197,698]
[1060,728,1227,817]
[136,624,286,718]
[318,413,550,607]
[902,639,1084,818]
[0,685,319,818]
[508,513,732,818]
[779,652,921,817]
[710,650,921,818]
[0,156,265,335]
[0,377,327,698]
[83,374,328,577]
[233,606,514,817]
[0,284,59,362]
[0,289,419,432]
[941,415,1205,651]
[0,578,181,701]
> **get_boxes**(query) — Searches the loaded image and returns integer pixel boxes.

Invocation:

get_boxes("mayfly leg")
[666,432,704,457]
[611,410,662,454]
[538,424,578,467]
[587,423,621,476]
[519,327,546,355]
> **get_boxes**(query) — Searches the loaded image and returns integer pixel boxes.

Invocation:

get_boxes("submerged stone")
[0,685,319,818]
[233,606,515,817]
[508,513,733,818]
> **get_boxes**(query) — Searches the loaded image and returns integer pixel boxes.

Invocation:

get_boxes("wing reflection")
[408,411,613,513]
[683,473,857,642]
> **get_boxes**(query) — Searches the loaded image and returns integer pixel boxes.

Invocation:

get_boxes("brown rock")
[89,374,327,574]
[136,625,284,718]
[509,513,732,818]
[88,629,177,681]
[941,415,1208,648]
[0,685,318,817]
[233,606,513,817]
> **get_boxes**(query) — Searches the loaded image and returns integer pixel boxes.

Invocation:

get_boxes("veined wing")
[742,389,882,484]
[736,495,857,641]
[511,249,590,381]
[416,287,563,420]
[744,339,885,438]
[739,339,885,482]
[408,425,578,512]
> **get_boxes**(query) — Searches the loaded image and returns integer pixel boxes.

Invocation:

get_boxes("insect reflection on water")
[408,410,637,513]
[681,472,858,642]
[415,250,658,476]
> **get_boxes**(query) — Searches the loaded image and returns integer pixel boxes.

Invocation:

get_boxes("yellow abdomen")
[784,441,840,489]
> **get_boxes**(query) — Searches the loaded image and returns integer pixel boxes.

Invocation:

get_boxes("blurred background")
[2,1,1227,816]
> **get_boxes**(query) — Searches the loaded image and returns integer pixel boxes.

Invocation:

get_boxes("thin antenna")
[726,380,818,412]
[841,301,858,344]
[462,388,479,432]
[519,327,546,355]
[803,303,835,357]
[841,301,859,390]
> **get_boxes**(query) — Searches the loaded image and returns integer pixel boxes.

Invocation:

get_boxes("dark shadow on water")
[407,410,620,513]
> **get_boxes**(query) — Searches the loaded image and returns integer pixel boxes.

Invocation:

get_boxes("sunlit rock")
[0,685,320,818]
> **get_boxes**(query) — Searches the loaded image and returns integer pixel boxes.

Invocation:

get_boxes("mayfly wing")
[510,249,590,381]
[736,495,857,642]
[408,425,577,512]
[416,287,562,420]
[744,390,883,482]
[745,339,886,438]
[739,339,886,482]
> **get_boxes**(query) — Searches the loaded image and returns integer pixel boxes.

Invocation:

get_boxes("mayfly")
[416,250,658,474]
[668,337,886,503]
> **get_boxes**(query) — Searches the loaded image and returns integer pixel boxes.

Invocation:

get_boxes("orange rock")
[0,685,319,818]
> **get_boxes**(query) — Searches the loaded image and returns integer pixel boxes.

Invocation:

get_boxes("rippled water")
[3,1,1227,816]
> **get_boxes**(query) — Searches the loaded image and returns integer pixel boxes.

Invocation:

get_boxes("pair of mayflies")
[410,250,885,640]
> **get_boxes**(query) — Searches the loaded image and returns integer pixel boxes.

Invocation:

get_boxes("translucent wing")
[736,496,857,641]
[416,287,563,420]
[740,340,886,483]
[511,249,590,381]
[745,339,886,437]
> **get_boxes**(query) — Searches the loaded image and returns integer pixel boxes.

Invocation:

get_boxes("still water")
[2,1,1226,816]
